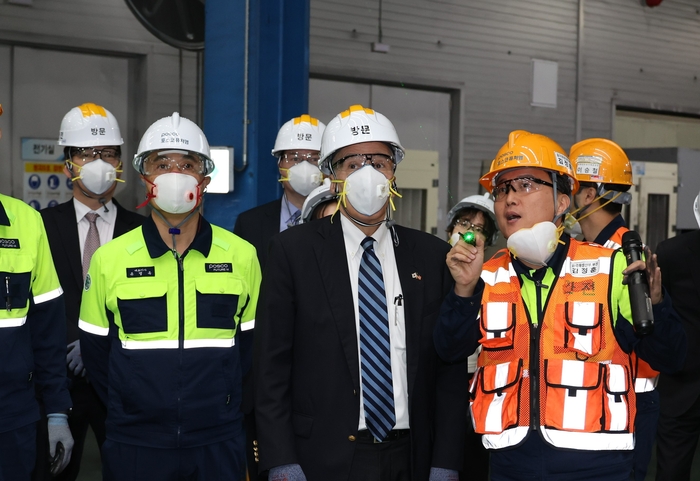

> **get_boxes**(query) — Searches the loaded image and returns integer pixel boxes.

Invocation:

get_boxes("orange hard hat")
[569,138,633,186]
[480,130,578,194]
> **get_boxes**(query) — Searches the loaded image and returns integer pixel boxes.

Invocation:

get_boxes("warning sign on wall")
[22,138,72,210]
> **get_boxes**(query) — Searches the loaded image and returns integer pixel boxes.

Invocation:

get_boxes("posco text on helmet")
[318,105,404,175]
[479,130,579,195]
[59,103,123,147]
[132,112,214,175]
[447,193,499,245]
[272,115,326,157]
[570,138,633,187]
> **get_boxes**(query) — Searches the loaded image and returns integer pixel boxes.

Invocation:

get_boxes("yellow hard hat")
[480,130,578,194]
[569,138,633,186]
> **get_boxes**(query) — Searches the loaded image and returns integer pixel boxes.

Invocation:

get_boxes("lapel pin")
[411,272,422,280]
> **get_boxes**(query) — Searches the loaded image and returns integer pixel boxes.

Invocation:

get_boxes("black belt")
[355,429,410,444]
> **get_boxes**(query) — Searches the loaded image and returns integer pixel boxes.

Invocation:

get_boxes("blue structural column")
[203,0,310,230]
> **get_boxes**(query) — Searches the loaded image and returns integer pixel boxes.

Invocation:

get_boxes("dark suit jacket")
[233,199,282,273]
[254,217,468,481]
[40,199,145,344]
[656,230,700,415]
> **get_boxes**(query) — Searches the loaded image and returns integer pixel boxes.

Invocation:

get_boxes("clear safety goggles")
[280,151,321,166]
[70,147,122,167]
[142,152,207,176]
[492,176,553,202]
[331,153,395,177]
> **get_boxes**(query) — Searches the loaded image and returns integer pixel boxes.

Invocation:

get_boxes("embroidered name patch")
[126,267,155,278]
[205,263,232,273]
[569,260,600,277]
[0,238,20,249]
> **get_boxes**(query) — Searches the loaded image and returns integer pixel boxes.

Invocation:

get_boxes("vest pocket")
[603,363,632,432]
[479,302,516,350]
[0,254,33,316]
[554,302,603,357]
[195,277,243,330]
[116,282,168,334]
[543,359,605,432]
[471,359,522,434]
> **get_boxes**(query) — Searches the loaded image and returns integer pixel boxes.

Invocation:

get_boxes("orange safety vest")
[471,240,636,451]
[603,225,659,392]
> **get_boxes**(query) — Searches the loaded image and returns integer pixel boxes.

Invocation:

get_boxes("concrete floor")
[74,428,700,480]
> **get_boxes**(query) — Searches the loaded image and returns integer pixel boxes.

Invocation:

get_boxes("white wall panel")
[311,0,700,209]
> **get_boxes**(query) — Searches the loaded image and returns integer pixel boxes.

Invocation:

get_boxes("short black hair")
[446,207,497,246]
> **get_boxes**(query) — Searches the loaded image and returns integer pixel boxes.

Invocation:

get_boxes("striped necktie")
[358,236,396,441]
[82,212,100,281]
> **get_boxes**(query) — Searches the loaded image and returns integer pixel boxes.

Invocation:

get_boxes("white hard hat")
[447,193,499,245]
[58,103,123,147]
[132,112,214,175]
[271,115,326,157]
[300,178,338,224]
[318,105,404,175]
[694,191,700,228]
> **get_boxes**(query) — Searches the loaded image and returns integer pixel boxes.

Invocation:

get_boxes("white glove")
[66,340,85,377]
[47,413,74,476]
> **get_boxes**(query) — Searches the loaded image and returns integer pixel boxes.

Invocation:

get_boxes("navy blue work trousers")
[489,433,633,481]
[0,423,36,481]
[102,435,245,481]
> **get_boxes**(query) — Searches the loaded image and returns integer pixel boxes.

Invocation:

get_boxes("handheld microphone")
[621,231,654,337]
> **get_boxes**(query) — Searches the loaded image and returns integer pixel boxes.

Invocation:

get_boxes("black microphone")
[621,231,654,337]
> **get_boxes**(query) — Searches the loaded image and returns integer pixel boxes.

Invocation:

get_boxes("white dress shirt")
[340,215,409,431]
[73,198,117,265]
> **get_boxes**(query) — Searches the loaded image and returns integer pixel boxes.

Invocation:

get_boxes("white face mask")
[77,159,117,195]
[282,161,322,197]
[343,165,391,216]
[151,173,201,214]
[563,213,583,238]
[506,221,560,268]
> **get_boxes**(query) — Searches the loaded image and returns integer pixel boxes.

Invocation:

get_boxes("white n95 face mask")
[151,173,201,214]
[281,161,323,197]
[506,221,560,268]
[76,159,117,195]
[563,213,583,238]
[343,165,391,216]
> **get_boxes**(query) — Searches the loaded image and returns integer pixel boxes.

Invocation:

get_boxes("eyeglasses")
[70,147,121,166]
[454,218,486,235]
[142,154,206,176]
[332,153,395,176]
[280,152,321,166]
[492,176,554,202]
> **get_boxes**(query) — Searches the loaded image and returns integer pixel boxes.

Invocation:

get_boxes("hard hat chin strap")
[550,171,571,225]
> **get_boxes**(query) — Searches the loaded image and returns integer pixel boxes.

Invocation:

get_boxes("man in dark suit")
[34,103,144,481]
[255,105,467,481]
[655,206,700,481]
[234,115,325,479]
[234,115,325,271]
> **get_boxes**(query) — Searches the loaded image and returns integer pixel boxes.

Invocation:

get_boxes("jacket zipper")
[530,278,547,432]
[177,252,185,447]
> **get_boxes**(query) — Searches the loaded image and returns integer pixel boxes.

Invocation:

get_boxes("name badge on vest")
[0,238,20,249]
[205,263,233,273]
[126,267,155,278]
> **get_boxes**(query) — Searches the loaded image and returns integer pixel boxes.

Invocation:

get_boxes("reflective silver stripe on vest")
[635,376,659,392]
[484,362,514,432]
[541,428,634,450]
[240,319,255,331]
[34,286,63,305]
[604,240,621,250]
[480,426,529,449]
[0,316,27,328]
[78,319,109,336]
[481,265,515,286]
[571,302,596,355]
[119,338,237,350]
[184,338,236,349]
